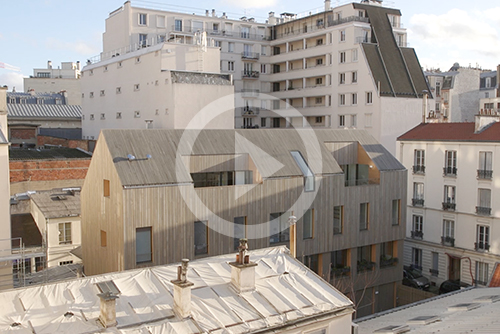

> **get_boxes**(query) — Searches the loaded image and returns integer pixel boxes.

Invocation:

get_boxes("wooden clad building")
[82,128,407,317]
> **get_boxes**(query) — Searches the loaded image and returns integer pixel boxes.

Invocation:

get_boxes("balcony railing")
[241,52,260,60]
[411,230,423,240]
[443,166,457,176]
[357,261,375,273]
[476,206,492,216]
[331,266,350,278]
[475,242,490,251]
[240,106,260,116]
[380,257,398,268]
[171,25,194,34]
[412,198,424,207]
[412,165,425,174]
[344,178,380,187]
[205,28,268,41]
[241,71,260,79]
[441,236,455,247]
[442,202,456,211]
[477,169,493,180]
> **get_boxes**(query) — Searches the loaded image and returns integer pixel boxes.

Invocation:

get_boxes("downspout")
[445,252,474,286]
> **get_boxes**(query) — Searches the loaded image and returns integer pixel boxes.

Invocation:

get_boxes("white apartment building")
[397,112,500,287]
[479,65,499,113]
[81,43,235,139]
[24,61,82,105]
[89,0,430,154]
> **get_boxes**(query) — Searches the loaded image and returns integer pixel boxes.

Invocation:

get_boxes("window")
[261,118,266,127]
[100,113,105,120]
[316,19,324,26]
[291,151,314,191]
[352,71,357,83]
[174,19,182,31]
[412,182,424,206]
[234,217,246,250]
[316,58,323,66]
[241,26,250,39]
[339,73,346,84]
[351,114,357,127]
[486,77,492,88]
[339,115,346,127]
[412,215,423,239]
[139,13,147,26]
[478,151,493,179]
[359,203,369,230]
[194,221,208,255]
[100,90,105,97]
[261,45,266,55]
[477,188,491,215]
[136,227,152,263]
[90,92,94,98]
[339,94,346,106]
[431,252,439,276]
[352,93,357,105]
[58,222,71,244]
[333,206,343,234]
[228,61,234,72]
[476,225,490,251]
[191,171,252,187]
[134,84,140,91]
[316,38,323,46]
[392,199,401,225]
[316,77,323,85]
[380,241,397,267]
[365,113,372,128]
[485,92,490,98]
[118,61,122,68]
[442,219,455,246]
[435,102,440,111]
[412,248,422,269]
[339,51,346,63]
[103,179,110,197]
[476,261,489,286]
[366,91,373,104]
[413,149,425,173]
[116,112,122,119]
[139,34,147,47]
[352,48,358,61]
[134,111,141,118]
[315,116,323,123]
[269,212,290,244]
[37,72,50,78]
[260,64,266,73]
[444,150,457,175]
[116,87,121,94]
[59,261,73,266]
[90,114,95,120]
[157,15,165,27]
[228,42,234,53]
[303,209,313,239]
[443,185,456,210]
[357,245,373,272]
[213,23,219,32]
[101,230,107,247]
[340,30,346,42]
[315,97,322,104]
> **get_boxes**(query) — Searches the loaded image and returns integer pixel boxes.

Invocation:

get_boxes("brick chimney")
[171,259,194,318]
[229,239,257,293]
[97,291,119,328]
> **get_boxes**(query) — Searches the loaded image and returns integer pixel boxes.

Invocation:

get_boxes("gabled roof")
[398,122,500,142]
[30,189,80,219]
[100,129,403,187]
[8,104,81,119]
[0,246,353,333]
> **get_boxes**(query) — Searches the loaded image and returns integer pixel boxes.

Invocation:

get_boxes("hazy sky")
[1,0,499,91]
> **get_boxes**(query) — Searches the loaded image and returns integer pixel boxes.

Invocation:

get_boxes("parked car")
[403,266,430,290]
[439,279,470,294]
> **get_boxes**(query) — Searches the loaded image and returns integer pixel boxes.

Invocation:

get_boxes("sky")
[1,0,499,91]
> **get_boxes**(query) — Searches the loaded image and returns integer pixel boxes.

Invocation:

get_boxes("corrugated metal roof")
[355,287,500,333]
[0,246,353,333]
[9,148,92,160]
[7,104,81,119]
[101,129,404,187]
[30,189,80,218]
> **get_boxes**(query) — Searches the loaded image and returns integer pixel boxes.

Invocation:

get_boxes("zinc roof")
[30,189,81,219]
[7,104,81,119]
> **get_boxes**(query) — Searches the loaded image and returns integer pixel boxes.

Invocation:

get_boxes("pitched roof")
[30,189,80,219]
[488,263,500,287]
[398,122,500,142]
[9,148,91,161]
[0,246,353,333]
[100,129,403,187]
[7,104,81,119]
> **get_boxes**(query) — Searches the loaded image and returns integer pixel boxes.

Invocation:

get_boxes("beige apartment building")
[84,0,430,154]
[24,61,82,105]
[82,128,407,317]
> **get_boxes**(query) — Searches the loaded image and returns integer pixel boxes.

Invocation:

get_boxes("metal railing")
[476,206,492,216]
[477,169,493,180]
[241,52,260,60]
[442,202,456,211]
[380,257,398,268]
[412,198,424,207]
[357,261,375,273]
[475,242,490,251]
[441,236,455,247]
[443,166,457,176]
[242,71,260,79]
[412,165,425,174]
[429,268,439,276]
[239,106,260,116]
[411,230,423,239]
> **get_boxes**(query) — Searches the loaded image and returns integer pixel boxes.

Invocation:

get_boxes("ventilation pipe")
[230,239,257,293]
[97,291,119,328]
[171,259,194,318]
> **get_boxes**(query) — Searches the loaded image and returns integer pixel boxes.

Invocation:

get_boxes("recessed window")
[101,230,107,247]
[116,112,122,119]
[116,87,121,94]
[316,38,323,46]
[103,179,110,197]
[270,212,290,244]
[90,114,95,120]
[174,19,182,31]
[352,71,357,83]
[228,61,234,72]
[136,56,141,63]
[316,77,323,85]
[136,227,152,263]
[352,93,357,105]
[392,199,401,225]
[291,151,314,191]
[352,49,358,62]
[339,51,346,63]
[118,61,122,68]
[134,111,141,118]
[359,203,369,230]
[58,222,72,245]
[315,97,322,104]
[134,84,140,91]
[339,73,346,84]
[339,115,345,127]
[157,15,165,28]
[476,261,489,286]
[303,209,314,239]
[339,94,346,106]
[333,206,343,234]
[340,30,346,42]
[89,92,94,98]
[315,116,323,123]
[104,66,108,72]
[81,93,84,98]
[59,261,73,266]
[139,13,147,26]
[194,221,208,255]
[100,90,105,96]
[476,225,490,251]
[316,58,323,66]
[366,91,373,104]
[100,113,105,120]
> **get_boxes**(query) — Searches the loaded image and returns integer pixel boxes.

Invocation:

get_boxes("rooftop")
[398,121,500,142]
[0,246,353,333]
[9,147,92,161]
[29,189,81,219]
[7,104,81,120]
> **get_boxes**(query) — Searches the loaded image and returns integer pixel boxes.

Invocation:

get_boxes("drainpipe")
[445,253,474,286]
[288,216,297,258]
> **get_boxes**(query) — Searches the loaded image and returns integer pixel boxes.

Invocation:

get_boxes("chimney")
[171,259,194,318]
[205,9,209,16]
[268,12,276,25]
[28,88,35,96]
[47,60,52,69]
[222,12,227,19]
[325,0,331,11]
[97,292,119,328]
[475,110,500,133]
[229,239,257,293]
[76,61,81,71]
[212,9,216,17]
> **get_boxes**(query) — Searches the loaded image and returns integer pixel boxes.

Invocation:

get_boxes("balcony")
[443,166,457,176]
[344,178,380,187]
[441,236,455,247]
[475,242,490,251]
[241,89,260,98]
[331,266,350,278]
[241,52,260,60]
[477,169,493,180]
[412,198,424,207]
[380,256,398,268]
[476,206,492,216]
[412,165,425,174]
[411,230,423,240]
[240,106,260,116]
[205,29,267,41]
[442,202,456,211]
[357,261,375,273]
[241,71,260,79]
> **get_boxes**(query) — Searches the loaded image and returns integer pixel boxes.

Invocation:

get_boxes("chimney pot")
[229,239,257,293]
[171,259,194,318]
[212,9,216,17]
[205,9,209,16]
[97,292,119,328]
